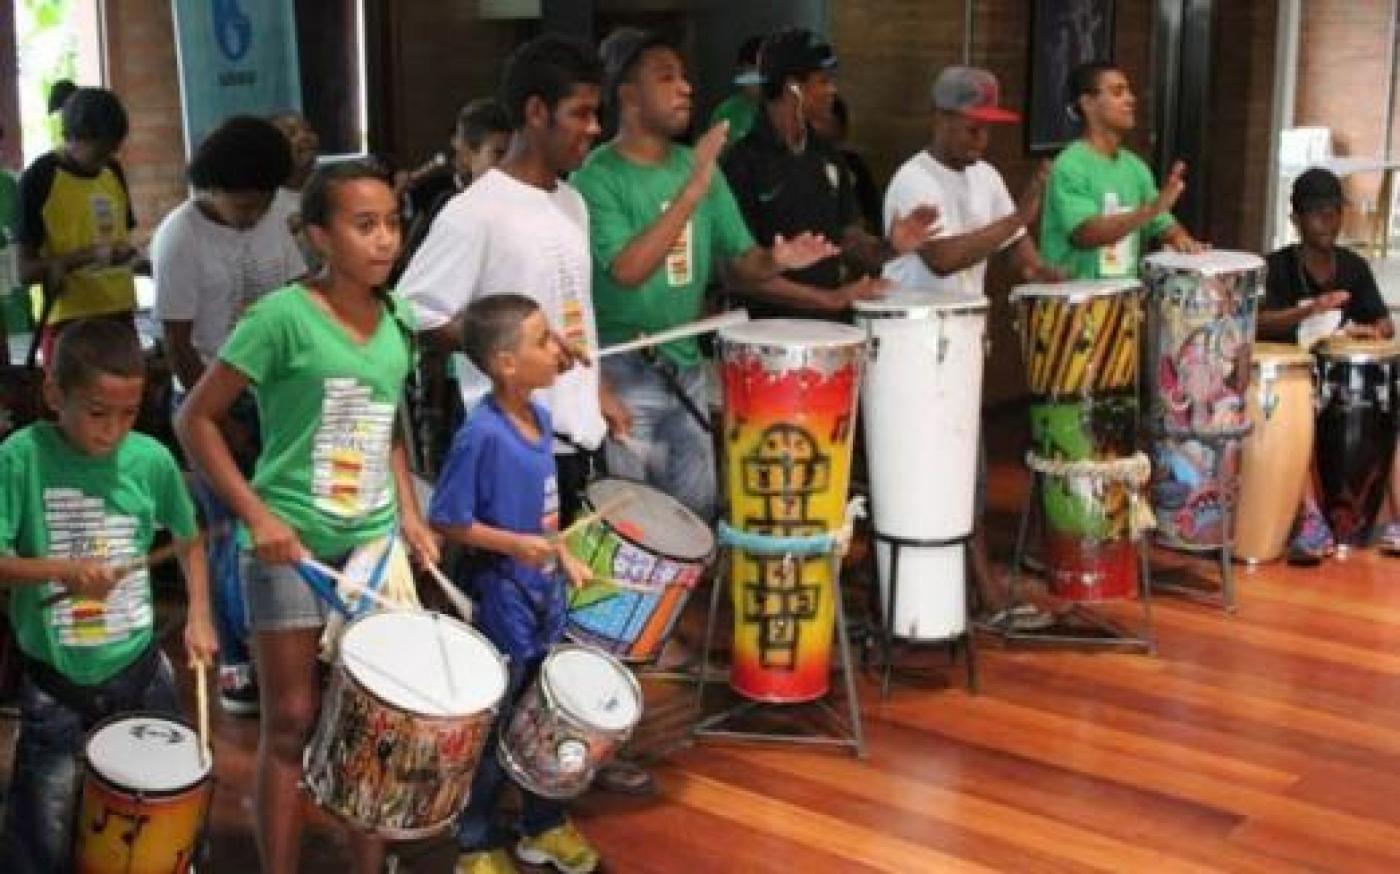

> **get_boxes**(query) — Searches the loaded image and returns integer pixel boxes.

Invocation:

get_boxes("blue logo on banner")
[213,0,252,61]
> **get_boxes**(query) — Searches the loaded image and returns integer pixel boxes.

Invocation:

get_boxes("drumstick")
[432,613,460,703]
[194,660,211,769]
[597,310,749,358]
[299,557,403,613]
[40,525,225,608]
[422,562,475,623]
[556,492,635,543]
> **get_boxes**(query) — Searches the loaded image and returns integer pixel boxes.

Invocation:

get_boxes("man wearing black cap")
[722,27,936,314]
[1261,167,1392,344]
[1262,167,1398,560]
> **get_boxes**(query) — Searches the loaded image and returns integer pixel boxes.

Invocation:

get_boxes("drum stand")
[1147,431,1242,613]
[868,531,978,700]
[692,546,866,759]
[1004,469,1157,652]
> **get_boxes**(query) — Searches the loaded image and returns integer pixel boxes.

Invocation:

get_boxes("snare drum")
[1235,344,1316,563]
[718,319,865,702]
[566,478,714,663]
[74,713,212,874]
[499,644,642,799]
[304,610,506,839]
[1314,337,1400,546]
[853,290,987,639]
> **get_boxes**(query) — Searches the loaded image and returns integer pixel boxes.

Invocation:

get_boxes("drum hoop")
[541,644,642,731]
[1141,250,1266,274]
[718,338,866,356]
[1010,281,1139,304]
[584,477,716,564]
[82,709,212,797]
[1315,348,1400,365]
[853,304,989,319]
[339,611,508,719]
[1253,360,1314,376]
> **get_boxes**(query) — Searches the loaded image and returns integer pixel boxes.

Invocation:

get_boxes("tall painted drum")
[1234,343,1316,563]
[1142,250,1263,549]
[1011,279,1143,601]
[1313,337,1400,546]
[853,290,987,639]
[718,319,865,703]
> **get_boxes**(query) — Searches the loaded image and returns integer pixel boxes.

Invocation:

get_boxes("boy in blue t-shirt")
[429,293,598,874]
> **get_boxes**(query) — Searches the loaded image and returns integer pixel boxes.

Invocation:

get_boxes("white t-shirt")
[397,169,606,452]
[151,198,307,368]
[882,151,1021,296]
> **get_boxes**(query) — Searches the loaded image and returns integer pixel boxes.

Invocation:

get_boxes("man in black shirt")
[1262,168,1398,559]
[1261,168,1393,344]
[722,28,935,317]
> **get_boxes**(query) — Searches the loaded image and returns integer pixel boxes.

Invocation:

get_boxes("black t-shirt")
[721,112,856,299]
[1262,243,1389,343]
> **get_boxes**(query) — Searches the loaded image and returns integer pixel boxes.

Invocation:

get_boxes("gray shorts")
[240,552,333,633]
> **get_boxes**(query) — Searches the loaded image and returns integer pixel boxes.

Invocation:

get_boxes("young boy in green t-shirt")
[0,318,217,873]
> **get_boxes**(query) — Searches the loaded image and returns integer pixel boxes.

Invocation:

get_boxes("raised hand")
[888,205,941,255]
[1155,161,1187,215]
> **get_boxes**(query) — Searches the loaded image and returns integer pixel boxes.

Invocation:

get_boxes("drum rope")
[1023,451,1158,537]
[716,496,867,558]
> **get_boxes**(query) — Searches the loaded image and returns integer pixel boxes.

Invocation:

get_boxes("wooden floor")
[7,430,1400,872]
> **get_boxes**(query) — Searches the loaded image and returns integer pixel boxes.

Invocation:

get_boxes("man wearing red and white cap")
[883,65,1063,630]
[883,65,1061,296]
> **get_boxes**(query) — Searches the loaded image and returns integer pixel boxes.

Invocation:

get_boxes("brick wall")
[104,0,187,242]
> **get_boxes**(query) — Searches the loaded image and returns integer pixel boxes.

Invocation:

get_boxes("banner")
[172,0,301,152]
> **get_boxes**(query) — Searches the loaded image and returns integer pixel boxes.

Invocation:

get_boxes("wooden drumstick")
[194,660,211,769]
[299,557,403,613]
[40,525,226,608]
[555,492,635,543]
[597,310,749,358]
[422,562,475,623]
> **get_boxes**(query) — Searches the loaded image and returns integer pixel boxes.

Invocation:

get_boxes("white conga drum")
[1234,343,1316,563]
[853,290,988,639]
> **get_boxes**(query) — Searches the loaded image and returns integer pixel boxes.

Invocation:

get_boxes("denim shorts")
[240,552,333,632]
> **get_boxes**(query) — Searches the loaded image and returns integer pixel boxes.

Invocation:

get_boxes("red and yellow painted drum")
[565,478,714,663]
[1011,280,1141,400]
[304,611,506,839]
[75,714,212,874]
[718,319,864,703]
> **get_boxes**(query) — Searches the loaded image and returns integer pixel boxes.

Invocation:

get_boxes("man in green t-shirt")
[0,319,216,872]
[1040,62,1203,280]
[573,28,840,522]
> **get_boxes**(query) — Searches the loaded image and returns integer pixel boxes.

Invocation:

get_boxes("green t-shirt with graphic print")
[572,142,755,367]
[0,422,197,685]
[220,284,414,557]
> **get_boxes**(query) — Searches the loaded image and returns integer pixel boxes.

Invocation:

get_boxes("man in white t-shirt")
[152,115,306,715]
[882,66,1063,629]
[398,35,613,524]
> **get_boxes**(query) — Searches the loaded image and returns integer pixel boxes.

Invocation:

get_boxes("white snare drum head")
[342,611,506,717]
[586,478,714,561]
[852,288,988,317]
[719,318,865,349]
[545,646,641,731]
[86,715,208,791]
[1009,279,1139,303]
[1142,249,1264,274]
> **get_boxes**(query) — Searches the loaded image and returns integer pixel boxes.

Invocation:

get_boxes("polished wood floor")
[6,424,1400,872]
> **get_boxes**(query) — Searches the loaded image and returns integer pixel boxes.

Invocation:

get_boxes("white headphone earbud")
[789,84,802,98]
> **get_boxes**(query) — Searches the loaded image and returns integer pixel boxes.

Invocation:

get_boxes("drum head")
[86,714,208,793]
[719,318,864,349]
[342,611,507,717]
[585,478,714,561]
[1315,337,1400,363]
[1251,342,1313,369]
[545,646,641,732]
[852,288,989,317]
[1142,249,1264,274]
[1009,279,1139,303]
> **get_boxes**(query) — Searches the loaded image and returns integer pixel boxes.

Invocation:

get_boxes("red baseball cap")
[932,66,1020,124]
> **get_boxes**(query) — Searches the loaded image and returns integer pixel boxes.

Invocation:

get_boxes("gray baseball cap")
[932,66,1020,123]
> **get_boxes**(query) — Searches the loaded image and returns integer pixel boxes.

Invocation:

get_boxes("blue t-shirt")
[429,396,563,659]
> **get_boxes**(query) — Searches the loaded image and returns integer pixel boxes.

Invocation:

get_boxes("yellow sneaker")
[515,819,600,874]
[455,848,517,874]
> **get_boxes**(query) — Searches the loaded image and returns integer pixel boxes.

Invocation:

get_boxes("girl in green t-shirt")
[176,161,439,874]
